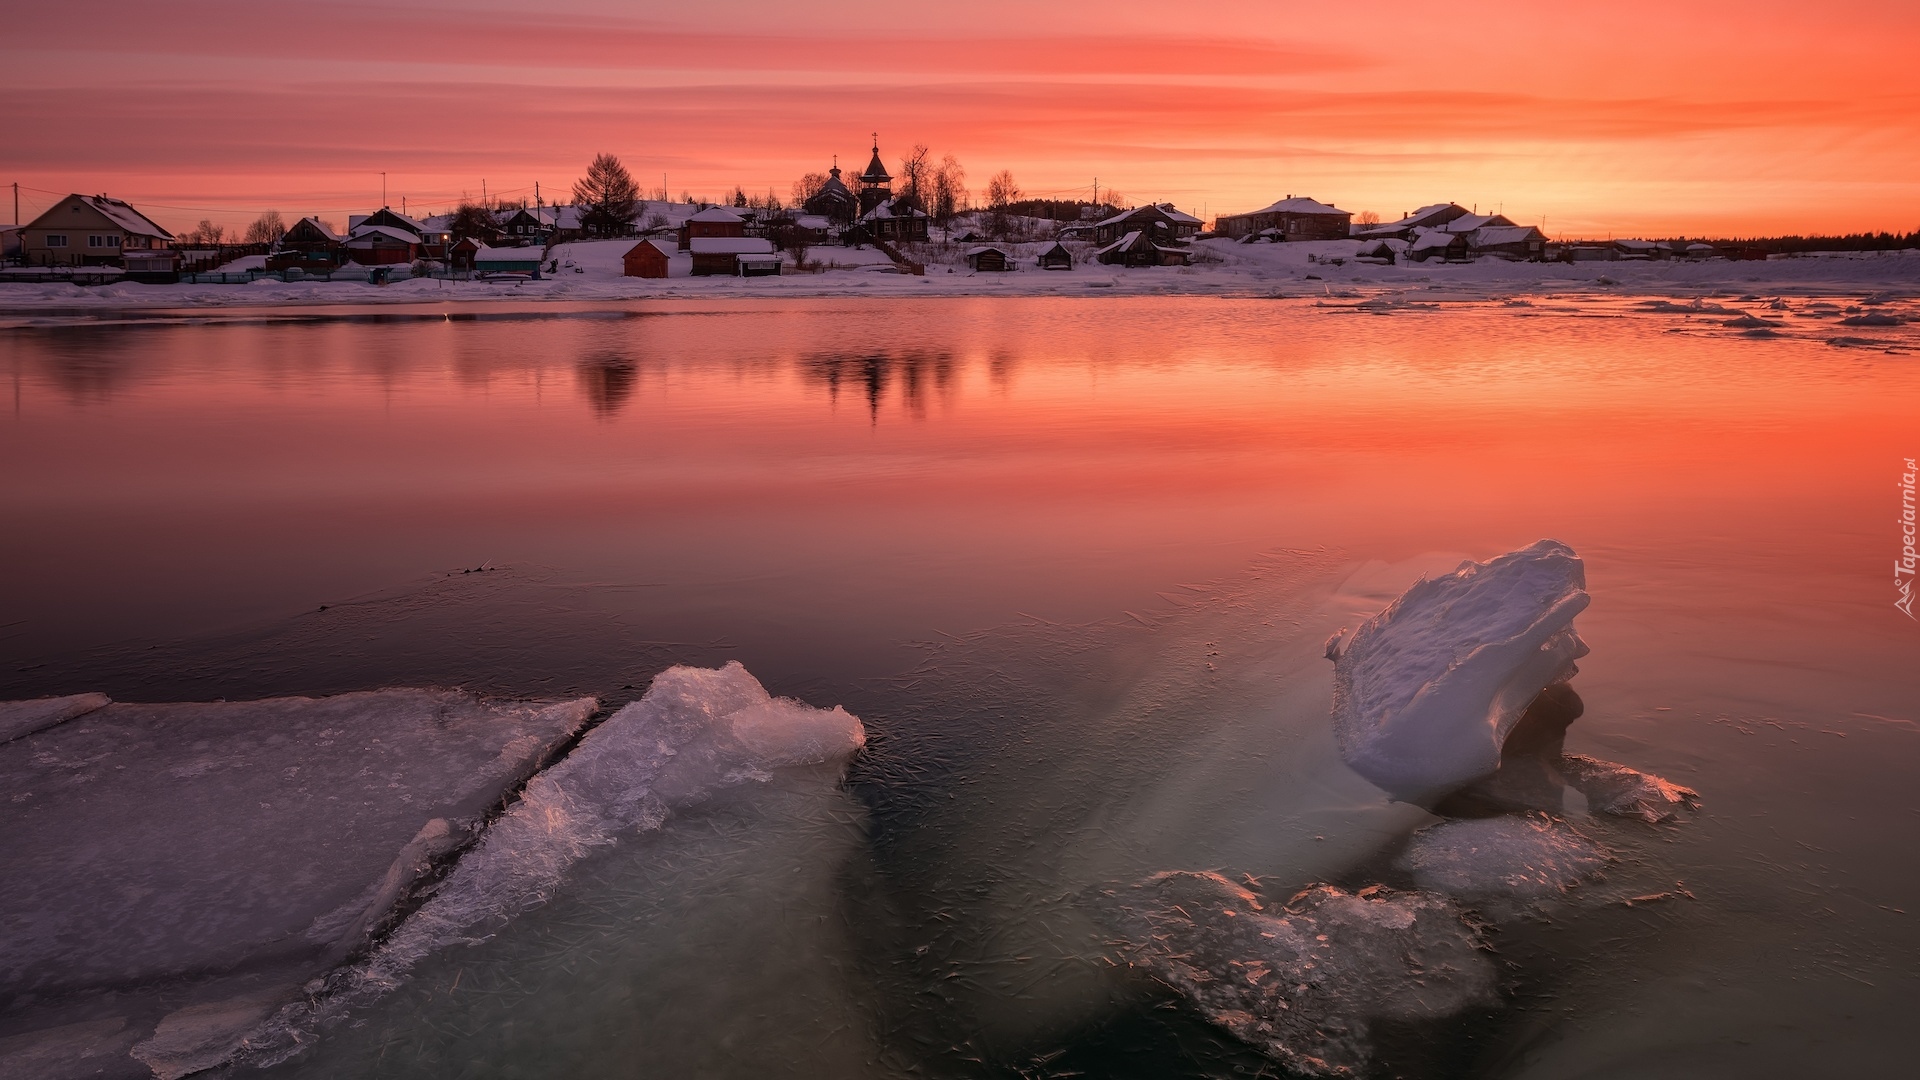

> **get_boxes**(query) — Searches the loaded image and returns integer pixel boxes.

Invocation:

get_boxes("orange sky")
[4,0,1918,238]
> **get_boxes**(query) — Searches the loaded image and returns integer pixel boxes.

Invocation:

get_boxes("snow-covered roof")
[1401,203,1466,226]
[1614,238,1659,251]
[1438,213,1512,234]
[964,245,1009,257]
[794,214,831,230]
[417,213,455,232]
[290,216,343,243]
[689,236,774,255]
[49,195,174,240]
[1247,196,1349,217]
[860,197,928,222]
[1409,228,1465,252]
[344,225,420,245]
[625,238,677,258]
[475,245,542,261]
[689,206,745,223]
[502,207,557,226]
[1095,230,1144,255]
[1157,204,1203,224]
[1468,225,1542,246]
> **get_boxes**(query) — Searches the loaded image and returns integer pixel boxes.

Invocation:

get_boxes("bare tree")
[448,201,499,243]
[791,172,830,207]
[931,154,966,223]
[899,144,931,209]
[242,210,285,245]
[985,170,1021,208]
[985,170,1020,237]
[1357,210,1381,226]
[572,153,640,236]
[191,219,225,245]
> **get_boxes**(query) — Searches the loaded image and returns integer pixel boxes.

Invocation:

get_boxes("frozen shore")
[1,238,1915,317]
[0,690,596,1080]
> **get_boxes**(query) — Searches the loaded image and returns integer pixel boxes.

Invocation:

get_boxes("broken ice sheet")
[1098,871,1496,1077]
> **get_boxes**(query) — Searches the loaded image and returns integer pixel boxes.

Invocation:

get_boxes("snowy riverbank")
[1,239,1915,316]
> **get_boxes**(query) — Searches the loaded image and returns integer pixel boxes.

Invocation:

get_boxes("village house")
[689,236,777,276]
[1036,241,1073,270]
[678,206,746,250]
[266,216,347,272]
[1467,224,1548,260]
[20,193,174,267]
[964,246,1011,272]
[622,238,679,278]
[1215,196,1351,241]
[1407,228,1470,262]
[497,206,556,246]
[345,225,419,265]
[859,196,929,243]
[1095,230,1190,267]
[1355,203,1473,240]
[1091,204,1199,246]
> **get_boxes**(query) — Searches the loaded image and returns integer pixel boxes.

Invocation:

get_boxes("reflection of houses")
[1095,230,1190,267]
[1036,241,1073,270]
[20,193,175,267]
[803,161,858,224]
[267,216,347,272]
[622,238,679,278]
[964,245,1011,271]
[1216,196,1351,241]
[859,196,929,242]
[678,206,746,250]
[1091,204,1200,246]
[689,236,778,276]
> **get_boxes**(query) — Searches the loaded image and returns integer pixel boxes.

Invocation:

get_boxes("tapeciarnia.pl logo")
[1899,457,1917,619]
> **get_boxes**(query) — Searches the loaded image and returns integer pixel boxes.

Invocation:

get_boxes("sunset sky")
[6,0,1918,238]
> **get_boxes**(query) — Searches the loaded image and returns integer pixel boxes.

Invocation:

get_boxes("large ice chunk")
[267,662,865,1046]
[1330,539,1591,805]
[1101,872,1496,1077]
[0,692,110,744]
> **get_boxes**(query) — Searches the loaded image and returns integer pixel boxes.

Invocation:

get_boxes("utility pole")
[12,183,17,228]
[381,172,386,208]
[536,181,541,208]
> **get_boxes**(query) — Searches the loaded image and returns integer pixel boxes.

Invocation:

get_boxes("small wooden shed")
[623,238,674,278]
[964,246,1011,272]
[1036,242,1072,270]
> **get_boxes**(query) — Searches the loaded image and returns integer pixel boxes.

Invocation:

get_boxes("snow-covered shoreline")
[2,238,1915,316]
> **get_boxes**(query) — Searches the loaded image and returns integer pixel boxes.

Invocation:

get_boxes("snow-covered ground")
[1,236,1914,314]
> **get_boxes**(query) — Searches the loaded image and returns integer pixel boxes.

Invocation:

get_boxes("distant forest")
[1639,231,1920,254]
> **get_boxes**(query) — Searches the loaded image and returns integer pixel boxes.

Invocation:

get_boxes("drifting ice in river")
[1101,872,1497,1078]
[1328,539,1592,806]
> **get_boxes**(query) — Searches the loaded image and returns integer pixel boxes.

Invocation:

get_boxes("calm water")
[3,296,1917,1078]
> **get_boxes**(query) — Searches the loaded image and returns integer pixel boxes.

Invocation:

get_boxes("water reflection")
[577,355,639,416]
[804,349,957,422]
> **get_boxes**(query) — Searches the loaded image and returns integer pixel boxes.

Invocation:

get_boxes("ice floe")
[1100,872,1496,1077]
[1558,753,1701,823]
[1400,814,1610,901]
[260,662,865,1055]
[1330,539,1591,806]
[0,692,109,744]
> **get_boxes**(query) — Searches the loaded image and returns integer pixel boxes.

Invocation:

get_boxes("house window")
[46,234,68,247]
